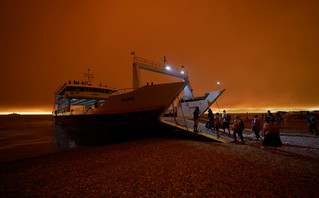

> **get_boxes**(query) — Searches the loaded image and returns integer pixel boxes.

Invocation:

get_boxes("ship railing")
[134,56,186,77]
[54,81,117,95]
[179,92,210,103]
[66,80,113,88]
[54,83,68,95]
[134,56,163,68]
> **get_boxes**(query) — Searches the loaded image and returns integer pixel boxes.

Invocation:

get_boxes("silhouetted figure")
[232,115,245,144]
[214,113,222,138]
[306,112,312,132]
[94,99,101,108]
[193,107,200,132]
[222,110,231,135]
[265,110,274,122]
[252,115,262,141]
[276,112,282,129]
[262,117,282,152]
[206,108,214,131]
[306,112,318,135]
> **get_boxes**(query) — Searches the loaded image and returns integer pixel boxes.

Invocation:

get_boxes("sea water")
[0,115,127,162]
[0,115,176,162]
[0,115,55,162]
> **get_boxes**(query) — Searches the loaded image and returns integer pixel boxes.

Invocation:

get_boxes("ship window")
[93,88,98,92]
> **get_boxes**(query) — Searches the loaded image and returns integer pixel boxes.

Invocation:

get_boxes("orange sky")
[1,0,319,113]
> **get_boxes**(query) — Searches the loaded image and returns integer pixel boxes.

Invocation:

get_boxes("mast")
[84,69,94,85]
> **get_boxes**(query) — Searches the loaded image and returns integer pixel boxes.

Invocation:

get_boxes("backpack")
[269,122,280,133]
[310,116,317,125]
[239,119,244,130]
[205,120,212,129]
[225,114,231,122]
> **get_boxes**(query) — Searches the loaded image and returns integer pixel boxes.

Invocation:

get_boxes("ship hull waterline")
[53,82,188,129]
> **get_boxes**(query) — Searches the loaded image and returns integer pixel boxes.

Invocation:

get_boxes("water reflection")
[53,121,172,150]
[54,124,77,150]
[0,115,212,162]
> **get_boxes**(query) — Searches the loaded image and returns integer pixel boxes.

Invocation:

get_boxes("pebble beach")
[1,123,319,197]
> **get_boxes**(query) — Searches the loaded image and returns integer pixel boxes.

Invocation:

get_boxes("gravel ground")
[1,127,319,197]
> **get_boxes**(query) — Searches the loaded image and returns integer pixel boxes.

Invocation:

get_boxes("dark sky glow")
[1,0,318,113]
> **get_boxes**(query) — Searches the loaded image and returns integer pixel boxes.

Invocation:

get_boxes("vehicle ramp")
[161,117,231,143]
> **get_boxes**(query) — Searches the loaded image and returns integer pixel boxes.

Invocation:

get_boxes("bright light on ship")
[165,66,171,71]
[181,70,184,74]
[217,81,220,85]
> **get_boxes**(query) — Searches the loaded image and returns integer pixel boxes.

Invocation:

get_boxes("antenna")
[84,69,94,85]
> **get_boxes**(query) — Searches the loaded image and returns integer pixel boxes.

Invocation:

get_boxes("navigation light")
[165,66,171,71]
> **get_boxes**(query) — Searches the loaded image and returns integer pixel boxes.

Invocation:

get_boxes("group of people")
[194,108,318,151]
[197,108,245,141]
[251,110,283,151]
[194,108,287,150]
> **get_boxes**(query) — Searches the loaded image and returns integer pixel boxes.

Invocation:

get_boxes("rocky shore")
[1,130,319,197]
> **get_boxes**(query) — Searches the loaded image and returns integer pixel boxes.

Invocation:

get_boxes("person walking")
[276,112,282,129]
[265,110,274,122]
[252,115,262,141]
[262,116,282,152]
[193,107,200,133]
[232,115,245,144]
[214,113,222,138]
[206,108,214,131]
[308,112,318,135]
[306,112,312,132]
[222,110,231,135]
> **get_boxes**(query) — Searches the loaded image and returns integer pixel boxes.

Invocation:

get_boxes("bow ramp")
[161,117,230,143]
[176,89,225,119]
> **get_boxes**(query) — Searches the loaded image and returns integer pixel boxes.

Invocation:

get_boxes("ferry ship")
[52,60,188,127]
[53,55,225,127]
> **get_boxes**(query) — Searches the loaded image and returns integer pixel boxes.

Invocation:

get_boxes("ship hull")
[53,82,187,128]
[54,107,163,129]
